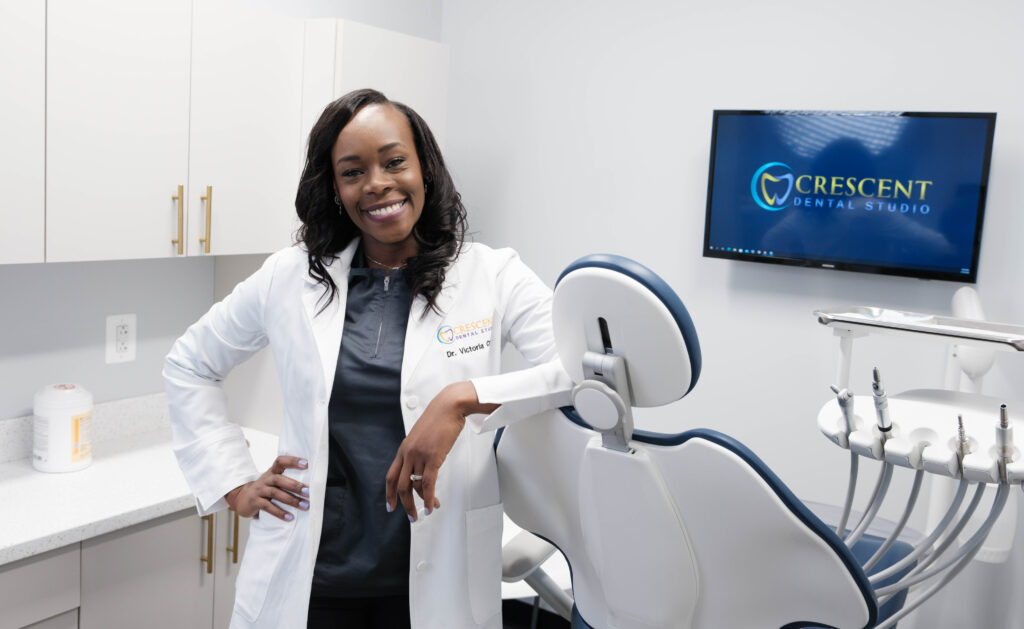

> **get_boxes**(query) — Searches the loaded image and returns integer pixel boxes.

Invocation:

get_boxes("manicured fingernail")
[300,501,309,509]
[298,459,308,468]
[386,503,393,513]
[423,507,432,516]
[408,514,415,523]
[285,513,294,521]
[301,487,309,497]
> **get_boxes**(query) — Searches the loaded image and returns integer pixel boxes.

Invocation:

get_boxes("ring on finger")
[410,474,424,482]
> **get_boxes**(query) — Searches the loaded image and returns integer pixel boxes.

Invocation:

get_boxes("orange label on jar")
[72,411,92,462]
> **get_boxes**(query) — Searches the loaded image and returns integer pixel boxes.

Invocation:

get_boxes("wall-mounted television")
[703,110,996,282]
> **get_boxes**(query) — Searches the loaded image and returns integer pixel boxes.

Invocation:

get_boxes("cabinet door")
[188,0,305,256]
[334,21,450,146]
[213,509,252,629]
[80,510,215,629]
[46,0,191,262]
[0,0,45,264]
[0,545,79,629]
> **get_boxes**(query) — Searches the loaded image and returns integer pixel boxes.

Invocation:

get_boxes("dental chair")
[486,255,1019,629]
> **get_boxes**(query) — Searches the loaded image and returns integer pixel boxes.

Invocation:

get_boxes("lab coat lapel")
[302,239,359,398]
[402,261,461,390]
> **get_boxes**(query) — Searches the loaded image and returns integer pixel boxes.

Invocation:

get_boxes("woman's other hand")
[385,382,498,522]
[225,455,310,522]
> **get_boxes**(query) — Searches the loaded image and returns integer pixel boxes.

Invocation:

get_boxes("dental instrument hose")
[875,483,989,601]
[836,453,859,538]
[869,478,970,584]
[873,484,1011,626]
[830,385,859,538]
[876,484,1008,598]
[910,482,987,575]
[844,462,893,547]
[862,469,924,572]
[845,369,898,547]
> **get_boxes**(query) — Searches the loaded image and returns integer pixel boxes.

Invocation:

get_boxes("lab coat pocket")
[465,503,504,626]
[234,512,295,623]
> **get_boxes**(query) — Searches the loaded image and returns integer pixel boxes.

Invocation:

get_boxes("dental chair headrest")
[554,254,702,405]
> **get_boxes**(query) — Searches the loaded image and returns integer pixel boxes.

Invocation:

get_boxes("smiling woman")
[332,104,425,260]
[296,89,465,317]
[163,88,573,629]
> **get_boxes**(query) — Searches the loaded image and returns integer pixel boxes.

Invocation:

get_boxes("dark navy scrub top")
[311,251,413,599]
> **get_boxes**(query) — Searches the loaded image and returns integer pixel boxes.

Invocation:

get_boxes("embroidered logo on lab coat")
[436,318,493,344]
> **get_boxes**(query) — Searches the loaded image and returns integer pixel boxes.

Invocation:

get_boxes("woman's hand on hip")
[225,455,310,522]
[385,381,498,522]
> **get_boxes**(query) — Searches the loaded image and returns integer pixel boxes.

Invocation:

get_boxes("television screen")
[703,110,996,282]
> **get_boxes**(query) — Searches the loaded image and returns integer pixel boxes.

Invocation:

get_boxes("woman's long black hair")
[295,89,467,315]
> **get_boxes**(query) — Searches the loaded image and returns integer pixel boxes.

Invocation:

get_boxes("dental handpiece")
[830,384,856,435]
[996,404,1014,483]
[872,367,892,438]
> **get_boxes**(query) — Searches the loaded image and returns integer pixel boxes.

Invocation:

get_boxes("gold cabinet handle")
[171,184,184,254]
[200,514,214,574]
[226,508,240,564]
[199,185,213,253]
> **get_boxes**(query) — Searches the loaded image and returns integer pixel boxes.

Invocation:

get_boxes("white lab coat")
[164,239,572,629]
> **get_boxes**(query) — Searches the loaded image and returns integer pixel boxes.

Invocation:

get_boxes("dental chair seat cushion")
[497,411,878,629]
[798,535,916,629]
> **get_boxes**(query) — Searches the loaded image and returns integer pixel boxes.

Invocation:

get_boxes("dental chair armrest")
[468,389,574,433]
[502,530,559,582]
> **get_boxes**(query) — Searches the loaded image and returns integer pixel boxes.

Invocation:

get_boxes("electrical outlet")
[105,314,137,363]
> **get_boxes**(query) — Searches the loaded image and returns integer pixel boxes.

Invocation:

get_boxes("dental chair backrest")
[494,255,879,629]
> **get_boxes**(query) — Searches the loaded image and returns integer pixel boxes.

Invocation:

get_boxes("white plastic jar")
[33,383,93,473]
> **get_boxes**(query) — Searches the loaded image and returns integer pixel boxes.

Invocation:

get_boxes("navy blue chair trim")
[558,407,879,629]
[570,604,592,629]
[556,254,702,395]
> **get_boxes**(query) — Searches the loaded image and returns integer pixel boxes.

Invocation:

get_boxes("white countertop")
[0,394,565,601]
[0,425,278,566]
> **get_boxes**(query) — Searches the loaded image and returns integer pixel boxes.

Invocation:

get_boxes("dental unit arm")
[815,306,1024,628]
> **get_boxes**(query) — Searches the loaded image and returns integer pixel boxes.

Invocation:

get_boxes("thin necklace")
[365,252,406,270]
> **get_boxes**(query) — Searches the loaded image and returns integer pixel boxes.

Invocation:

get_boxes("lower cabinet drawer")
[0,545,80,629]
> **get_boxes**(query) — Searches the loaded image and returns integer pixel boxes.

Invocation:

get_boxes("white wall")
[0,257,215,419]
[441,0,1023,623]
[441,0,1024,503]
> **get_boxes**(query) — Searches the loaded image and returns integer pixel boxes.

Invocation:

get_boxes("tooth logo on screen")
[751,162,795,211]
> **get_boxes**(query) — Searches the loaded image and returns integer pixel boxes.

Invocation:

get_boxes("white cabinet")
[45,0,192,263]
[10,4,449,266]
[45,0,305,262]
[335,21,450,145]
[188,0,306,256]
[79,508,250,629]
[213,509,252,628]
[0,545,79,629]
[80,511,213,629]
[302,20,450,147]
[0,0,45,264]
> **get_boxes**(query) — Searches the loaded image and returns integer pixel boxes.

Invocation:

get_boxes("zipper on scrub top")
[372,272,390,359]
